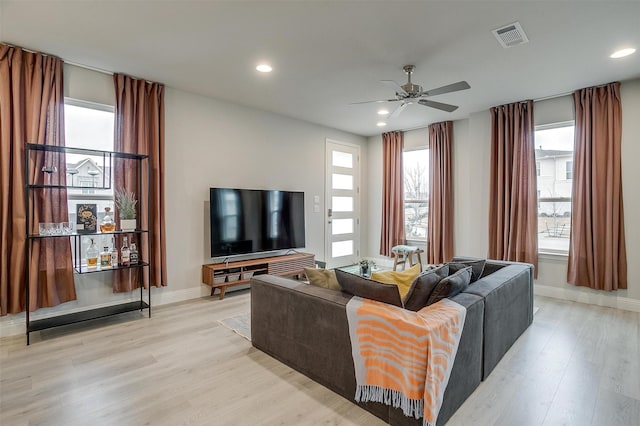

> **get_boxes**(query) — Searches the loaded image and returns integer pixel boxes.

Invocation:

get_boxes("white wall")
[367,78,640,311]
[1,64,368,336]
[164,87,367,294]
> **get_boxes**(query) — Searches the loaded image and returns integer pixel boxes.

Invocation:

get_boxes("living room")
[1,1,639,425]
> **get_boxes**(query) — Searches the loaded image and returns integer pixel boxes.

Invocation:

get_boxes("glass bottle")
[129,242,139,264]
[110,238,119,267]
[86,238,99,268]
[121,236,130,266]
[100,207,116,233]
[100,246,111,268]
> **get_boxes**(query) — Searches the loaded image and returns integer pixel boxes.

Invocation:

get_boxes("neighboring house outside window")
[534,122,574,253]
[64,99,115,238]
[403,148,429,241]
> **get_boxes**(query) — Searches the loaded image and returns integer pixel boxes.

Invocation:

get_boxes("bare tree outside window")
[403,149,429,240]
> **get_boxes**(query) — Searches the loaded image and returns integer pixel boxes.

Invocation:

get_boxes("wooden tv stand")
[202,252,315,300]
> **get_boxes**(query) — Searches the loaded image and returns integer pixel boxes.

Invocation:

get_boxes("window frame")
[402,147,429,243]
[63,98,116,223]
[534,120,574,256]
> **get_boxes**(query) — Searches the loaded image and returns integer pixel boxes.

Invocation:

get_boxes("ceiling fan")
[352,65,470,118]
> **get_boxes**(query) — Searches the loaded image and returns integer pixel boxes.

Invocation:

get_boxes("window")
[534,122,574,253]
[403,149,429,241]
[64,99,115,233]
[566,160,573,180]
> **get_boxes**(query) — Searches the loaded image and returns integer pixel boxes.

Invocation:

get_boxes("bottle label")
[100,253,111,267]
[130,252,138,264]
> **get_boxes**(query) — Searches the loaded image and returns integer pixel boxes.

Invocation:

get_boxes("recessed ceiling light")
[377,122,387,127]
[378,109,389,115]
[610,48,636,59]
[256,64,273,73]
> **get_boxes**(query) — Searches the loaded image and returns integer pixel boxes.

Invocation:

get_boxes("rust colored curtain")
[488,100,538,275]
[112,73,167,292]
[427,121,454,264]
[568,83,626,290]
[0,44,75,315]
[379,131,405,257]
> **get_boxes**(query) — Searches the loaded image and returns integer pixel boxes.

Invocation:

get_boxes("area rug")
[218,313,251,341]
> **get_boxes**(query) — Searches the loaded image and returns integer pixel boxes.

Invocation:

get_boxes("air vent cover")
[492,22,529,48]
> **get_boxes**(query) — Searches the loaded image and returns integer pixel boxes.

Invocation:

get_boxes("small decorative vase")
[360,263,370,277]
[120,219,136,231]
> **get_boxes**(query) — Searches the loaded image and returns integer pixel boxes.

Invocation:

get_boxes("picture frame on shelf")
[76,203,97,234]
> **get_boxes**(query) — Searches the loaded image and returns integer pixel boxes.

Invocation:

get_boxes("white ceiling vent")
[492,22,529,48]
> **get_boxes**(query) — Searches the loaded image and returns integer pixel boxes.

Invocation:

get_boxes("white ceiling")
[1,1,639,137]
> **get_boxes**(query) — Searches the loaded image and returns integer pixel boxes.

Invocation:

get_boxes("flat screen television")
[209,188,306,257]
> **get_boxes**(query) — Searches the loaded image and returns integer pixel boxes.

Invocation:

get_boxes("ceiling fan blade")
[389,103,409,119]
[350,98,401,105]
[423,81,470,97]
[380,80,409,96]
[418,99,459,112]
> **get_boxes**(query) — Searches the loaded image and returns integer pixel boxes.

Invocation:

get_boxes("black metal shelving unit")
[25,143,151,344]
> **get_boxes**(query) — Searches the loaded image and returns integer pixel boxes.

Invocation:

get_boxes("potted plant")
[115,188,137,231]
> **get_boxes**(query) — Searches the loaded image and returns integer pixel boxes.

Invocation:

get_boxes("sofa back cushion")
[449,259,486,282]
[403,264,450,311]
[427,266,473,306]
[335,269,403,307]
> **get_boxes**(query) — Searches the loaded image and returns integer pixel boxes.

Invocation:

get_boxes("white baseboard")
[0,285,212,338]
[534,284,640,313]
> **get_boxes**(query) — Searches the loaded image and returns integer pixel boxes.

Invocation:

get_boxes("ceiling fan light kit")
[352,64,470,119]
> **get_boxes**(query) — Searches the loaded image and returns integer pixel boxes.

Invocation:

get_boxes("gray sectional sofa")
[251,259,534,425]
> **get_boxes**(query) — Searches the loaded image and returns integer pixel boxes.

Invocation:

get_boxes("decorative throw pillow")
[370,263,421,300]
[403,264,450,311]
[304,268,340,291]
[335,269,403,307]
[448,259,486,282]
[426,266,472,306]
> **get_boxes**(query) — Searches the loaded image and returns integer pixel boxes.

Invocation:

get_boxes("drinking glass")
[61,222,74,235]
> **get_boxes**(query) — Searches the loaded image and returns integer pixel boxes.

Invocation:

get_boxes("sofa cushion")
[304,267,341,291]
[427,266,472,306]
[370,263,421,300]
[449,259,486,282]
[334,269,403,307]
[402,264,450,311]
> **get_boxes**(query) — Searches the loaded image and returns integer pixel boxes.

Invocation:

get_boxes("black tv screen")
[209,188,306,257]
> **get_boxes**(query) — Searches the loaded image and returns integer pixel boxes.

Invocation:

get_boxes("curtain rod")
[64,59,114,76]
[3,42,114,75]
[3,42,157,81]
[533,91,572,102]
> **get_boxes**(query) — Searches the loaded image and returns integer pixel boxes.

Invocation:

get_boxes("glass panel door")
[325,140,360,268]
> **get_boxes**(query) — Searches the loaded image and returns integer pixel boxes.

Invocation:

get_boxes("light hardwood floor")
[1,292,639,425]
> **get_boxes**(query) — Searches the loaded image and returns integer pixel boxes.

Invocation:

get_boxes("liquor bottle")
[121,236,130,266]
[129,242,139,264]
[86,238,99,268]
[100,246,111,268]
[100,207,116,233]
[110,238,119,267]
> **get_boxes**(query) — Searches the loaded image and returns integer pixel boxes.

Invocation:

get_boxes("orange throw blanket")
[346,297,467,426]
